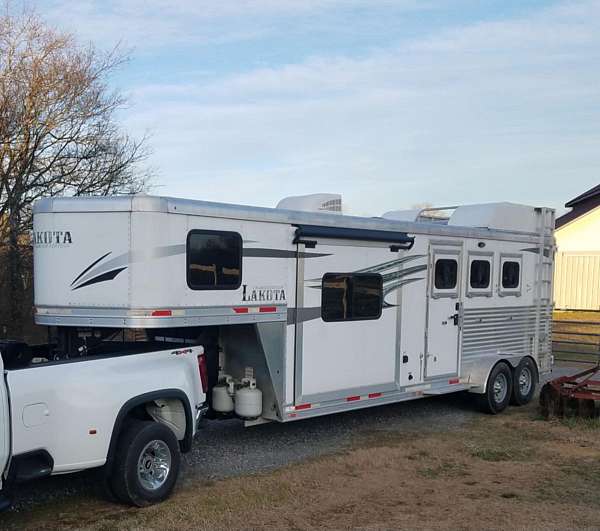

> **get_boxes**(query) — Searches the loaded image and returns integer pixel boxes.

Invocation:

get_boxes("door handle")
[450,313,459,326]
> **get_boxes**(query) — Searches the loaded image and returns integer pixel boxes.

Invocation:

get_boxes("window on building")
[434,259,458,290]
[187,230,242,290]
[470,260,491,289]
[321,273,383,322]
[502,261,520,289]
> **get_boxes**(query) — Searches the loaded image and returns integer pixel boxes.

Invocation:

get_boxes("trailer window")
[187,230,242,290]
[434,259,457,290]
[470,260,490,289]
[321,273,382,322]
[502,261,520,289]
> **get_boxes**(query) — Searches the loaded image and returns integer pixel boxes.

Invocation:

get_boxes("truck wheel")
[110,420,181,507]
[510,358,537,406]
[477,362,513,414]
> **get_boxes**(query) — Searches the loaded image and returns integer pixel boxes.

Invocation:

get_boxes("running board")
[423,384,471,395]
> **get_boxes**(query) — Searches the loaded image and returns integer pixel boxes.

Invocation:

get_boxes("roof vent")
[276,193,342,214]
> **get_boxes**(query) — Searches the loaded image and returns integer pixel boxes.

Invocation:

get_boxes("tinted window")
[502,261,520,289]
[187,230,242,290]
[321,273,382,322]
[470,260,491,289]
[434,259,457,290]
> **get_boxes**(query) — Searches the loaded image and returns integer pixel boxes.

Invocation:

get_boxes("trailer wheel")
[477,362,513,414]
[110,420,181,507]
[511,358,537,406]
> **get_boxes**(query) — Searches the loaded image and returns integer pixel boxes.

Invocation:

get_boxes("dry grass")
[4,401,600,530]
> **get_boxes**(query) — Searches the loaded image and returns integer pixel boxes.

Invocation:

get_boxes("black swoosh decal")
[244,248,331,258]
[72,267,127,290]
[71,252,112,286]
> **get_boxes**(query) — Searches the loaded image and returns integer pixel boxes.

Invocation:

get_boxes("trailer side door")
[425,244,463,378]
[294,239,399,403]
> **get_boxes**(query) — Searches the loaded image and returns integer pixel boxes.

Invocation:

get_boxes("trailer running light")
[151,310,172,317]
[368,392,382,399]
[198,354,208,393]
[448,378,460,385]
[233,306,278,314]
[294,403,311,410]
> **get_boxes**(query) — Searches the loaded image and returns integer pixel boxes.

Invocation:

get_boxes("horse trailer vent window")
[502,261,520,289]
[470,260,491,289]
[321,273,383,322]
[187,230,242,290]
[434,259,458,290]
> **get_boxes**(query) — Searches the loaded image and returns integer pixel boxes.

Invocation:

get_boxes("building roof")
[556,184,600,229]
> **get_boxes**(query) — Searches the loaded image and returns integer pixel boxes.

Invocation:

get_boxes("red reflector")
[449,378,460,385]
[233,307,249,314]
[346,395,360,402]
[368,392,382,399]
[259,306,277,313]
[89,429,97,435]
[198,354,208,393]
[295,403,311,410]
[151,310,172,317]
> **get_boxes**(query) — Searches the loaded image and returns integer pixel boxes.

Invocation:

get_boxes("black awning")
[293,224,414,249]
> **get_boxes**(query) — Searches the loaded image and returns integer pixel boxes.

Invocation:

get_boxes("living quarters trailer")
[32,194,555,421]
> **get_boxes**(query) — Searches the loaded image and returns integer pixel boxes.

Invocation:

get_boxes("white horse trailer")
[32,194,555,421]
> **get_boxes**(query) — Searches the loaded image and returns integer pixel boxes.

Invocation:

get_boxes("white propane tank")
[212,375,235,413]
[234,378,263,419]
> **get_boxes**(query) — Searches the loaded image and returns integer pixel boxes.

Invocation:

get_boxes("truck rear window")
[187,230,243,290]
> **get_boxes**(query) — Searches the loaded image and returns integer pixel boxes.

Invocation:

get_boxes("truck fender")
[105,389,194,470]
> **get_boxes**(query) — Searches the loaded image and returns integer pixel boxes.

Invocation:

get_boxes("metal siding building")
[554,185,600,311]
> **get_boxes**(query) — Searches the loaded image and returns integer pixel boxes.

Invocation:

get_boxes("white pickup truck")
[0,338,207,508]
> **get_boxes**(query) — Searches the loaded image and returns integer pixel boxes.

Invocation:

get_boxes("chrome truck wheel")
[477,362,513,414]
[137,440,172,491]
[110,421,181,507]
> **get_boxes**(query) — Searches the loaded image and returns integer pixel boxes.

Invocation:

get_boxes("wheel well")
[106,390,194,469]
[513,355,540,383]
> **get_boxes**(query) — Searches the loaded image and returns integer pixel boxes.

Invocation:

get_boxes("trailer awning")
[293,224,414,250]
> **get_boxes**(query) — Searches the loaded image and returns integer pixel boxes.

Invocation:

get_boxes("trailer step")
[423,384,471,395]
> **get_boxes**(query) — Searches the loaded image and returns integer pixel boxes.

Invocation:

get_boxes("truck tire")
[510,358,537,406]
[477,362,513,414]
[110,420,181,507]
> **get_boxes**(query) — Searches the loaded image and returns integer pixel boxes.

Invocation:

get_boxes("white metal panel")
[33,212,131,309]
[554,252,600,310]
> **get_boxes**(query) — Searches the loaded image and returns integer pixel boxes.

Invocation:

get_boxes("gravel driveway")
[6,362,581,514]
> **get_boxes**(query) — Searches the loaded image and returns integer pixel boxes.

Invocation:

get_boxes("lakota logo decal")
[242,285,286,302]
[32,230,72,247]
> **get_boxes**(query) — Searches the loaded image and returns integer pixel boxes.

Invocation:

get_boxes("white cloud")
[25,0,600,212]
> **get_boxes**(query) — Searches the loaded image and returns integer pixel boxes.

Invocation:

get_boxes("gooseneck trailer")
[0,193,554,507]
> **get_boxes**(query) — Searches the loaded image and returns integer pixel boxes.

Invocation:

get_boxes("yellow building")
[554,184,600,310]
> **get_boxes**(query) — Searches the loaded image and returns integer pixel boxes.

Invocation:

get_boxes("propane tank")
[234,377,263,419]
[212,375,235,414]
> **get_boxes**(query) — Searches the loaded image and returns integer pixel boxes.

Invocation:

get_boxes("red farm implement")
[540,364,600,419]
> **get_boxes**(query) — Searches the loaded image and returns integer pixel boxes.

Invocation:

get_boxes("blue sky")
[35,0,600,215]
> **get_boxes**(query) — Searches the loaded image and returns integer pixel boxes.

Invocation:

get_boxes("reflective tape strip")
[346,395,360,402]
[368,392,382,399]
[448,378,460,385]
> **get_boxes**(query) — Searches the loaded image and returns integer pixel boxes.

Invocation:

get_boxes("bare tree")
[0,10,150,337]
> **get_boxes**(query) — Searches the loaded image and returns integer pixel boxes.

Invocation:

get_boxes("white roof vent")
[276,193,342,214]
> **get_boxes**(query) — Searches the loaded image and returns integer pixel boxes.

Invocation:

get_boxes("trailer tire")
[110,420,181,507]
[510,358,537,406]
[477,362,513,414]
